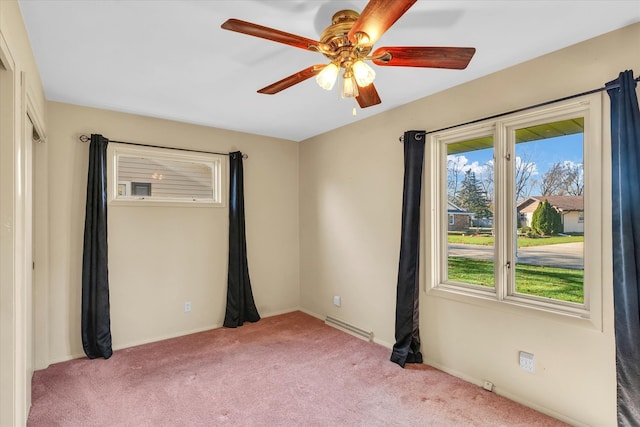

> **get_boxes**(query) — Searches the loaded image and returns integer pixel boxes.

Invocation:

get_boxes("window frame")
[107,143,226,207]
[436,122,497,299]
[426,94,603,327]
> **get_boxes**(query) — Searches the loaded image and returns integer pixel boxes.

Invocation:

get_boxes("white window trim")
[107,143,226,207]
[426,94,603,330]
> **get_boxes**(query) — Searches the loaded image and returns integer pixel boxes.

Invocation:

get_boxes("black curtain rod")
[78,134,248,159]
[399,75,640,142]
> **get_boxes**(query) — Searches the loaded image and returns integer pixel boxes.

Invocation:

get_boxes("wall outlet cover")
[519,351,535,373]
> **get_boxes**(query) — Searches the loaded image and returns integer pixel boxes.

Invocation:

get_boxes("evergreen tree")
[457,170,492,218]
[531,199,562,236]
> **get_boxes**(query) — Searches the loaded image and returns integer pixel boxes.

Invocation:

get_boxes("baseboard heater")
[325,316,373,342]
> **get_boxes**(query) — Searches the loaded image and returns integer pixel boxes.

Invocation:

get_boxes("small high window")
[108,143,225,206]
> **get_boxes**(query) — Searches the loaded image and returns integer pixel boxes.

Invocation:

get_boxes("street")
[448,242,584,269]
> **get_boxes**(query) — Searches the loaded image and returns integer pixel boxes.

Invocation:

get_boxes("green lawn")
[447,257,584,303]
[448,234,584,248]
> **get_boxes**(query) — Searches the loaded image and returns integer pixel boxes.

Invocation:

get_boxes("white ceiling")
[18,0,640,142]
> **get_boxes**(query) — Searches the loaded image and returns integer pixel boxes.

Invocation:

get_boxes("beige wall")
[300,23,640,426]
[0,1,47,426]
[44,102,301,361]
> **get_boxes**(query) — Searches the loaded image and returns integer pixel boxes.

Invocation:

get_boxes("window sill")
[109,198,225,208]
[427,285,601,331]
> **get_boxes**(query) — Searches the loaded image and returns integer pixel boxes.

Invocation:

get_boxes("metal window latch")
[505,153,511,161]
[506,261,512,269]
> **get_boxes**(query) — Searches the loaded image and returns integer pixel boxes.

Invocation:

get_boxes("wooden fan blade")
[356,83,382,108]
[348,0,417,47]
[257,65,325,94]
[372,46,476,69]
[221,18,323,51]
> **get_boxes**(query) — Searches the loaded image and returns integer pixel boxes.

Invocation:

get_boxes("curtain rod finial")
[79,134,90,143]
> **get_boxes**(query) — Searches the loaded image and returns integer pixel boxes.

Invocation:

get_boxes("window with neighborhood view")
[428,94,602,319]
[109,143,226,206]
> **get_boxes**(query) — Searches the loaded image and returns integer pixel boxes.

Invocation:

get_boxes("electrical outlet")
[184,301,192,313]
[519,351,535,373]
[333,296,341,307]
[483,380,494,392]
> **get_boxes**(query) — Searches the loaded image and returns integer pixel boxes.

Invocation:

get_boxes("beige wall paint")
[0,1,47,425]
[45,102,300,361]
[300,23,640,426]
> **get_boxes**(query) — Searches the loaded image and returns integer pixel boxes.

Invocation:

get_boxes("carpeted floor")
[28,311,568,426]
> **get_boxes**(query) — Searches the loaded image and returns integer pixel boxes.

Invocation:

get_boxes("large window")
[427,95,602,320]
[108,143,226,206]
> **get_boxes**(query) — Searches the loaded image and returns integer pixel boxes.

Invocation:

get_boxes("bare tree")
[514,151,538,202]
[477,159,494,206]
[541,162,567,195]
[565,162,584,195]
[540,161,584,196]
[447,155,467,202]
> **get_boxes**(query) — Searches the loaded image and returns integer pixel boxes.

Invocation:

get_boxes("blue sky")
[516,133,583,173]
[449,133,584,197]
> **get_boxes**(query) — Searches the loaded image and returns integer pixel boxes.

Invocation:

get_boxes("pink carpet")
[28,311,568,426]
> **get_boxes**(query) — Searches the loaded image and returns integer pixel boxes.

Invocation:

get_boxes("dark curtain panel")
[223,151,260,328]
[391,131,425,368]
[81,134,113,359]
[607,70,640,426]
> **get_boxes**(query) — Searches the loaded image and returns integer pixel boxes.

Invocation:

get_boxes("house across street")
[517,195,584,234]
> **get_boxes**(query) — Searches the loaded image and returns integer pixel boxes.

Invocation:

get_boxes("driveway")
[448,242,584,269]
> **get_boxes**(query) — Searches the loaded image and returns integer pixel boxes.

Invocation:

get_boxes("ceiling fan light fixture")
[316,63,339,90]
[352,60,375,87]
[221,0,476,109]
[341,71,359,99]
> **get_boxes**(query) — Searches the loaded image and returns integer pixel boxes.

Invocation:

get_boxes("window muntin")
[108,144,225,206]
[429,95,602,320]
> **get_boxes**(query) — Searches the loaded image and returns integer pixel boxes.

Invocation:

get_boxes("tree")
[447,155,467,203]
[477,159,494,207]
[564,162,584,196]
[457,170,492,219]
[541,161,584,196]
[531,199,562,236]
[514,151,538,202]
[540,162,567,196]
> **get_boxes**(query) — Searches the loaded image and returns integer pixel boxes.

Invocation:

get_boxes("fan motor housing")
[319,10,372,64]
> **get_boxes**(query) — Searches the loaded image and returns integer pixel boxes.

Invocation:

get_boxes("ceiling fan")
[221,0,475,109]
